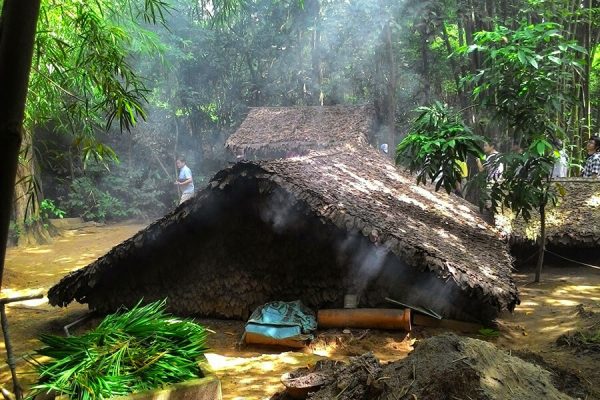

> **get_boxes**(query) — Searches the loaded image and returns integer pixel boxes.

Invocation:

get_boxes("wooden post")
[0,305,20,400]
[0,294,44,400]
[534,204,546,283]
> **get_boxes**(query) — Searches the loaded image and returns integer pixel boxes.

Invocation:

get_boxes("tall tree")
[0,0,41,287]
[11,0,170,244]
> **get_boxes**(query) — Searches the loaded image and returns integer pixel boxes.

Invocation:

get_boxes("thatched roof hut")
[225,105,374,159]
[496,178,600,248]
[48,107,518,323]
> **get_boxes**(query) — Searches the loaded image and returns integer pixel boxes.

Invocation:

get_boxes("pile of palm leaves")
[27,300,208,399]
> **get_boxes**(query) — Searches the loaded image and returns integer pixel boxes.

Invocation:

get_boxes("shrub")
[62,162,170,222]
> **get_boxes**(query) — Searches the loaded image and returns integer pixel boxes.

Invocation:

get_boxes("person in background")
[175,157,195,204]
[454,159,469,197]
[582,136,600,178]
[476,141,503,217]
[476,140,503,181]
[551,139,569,178]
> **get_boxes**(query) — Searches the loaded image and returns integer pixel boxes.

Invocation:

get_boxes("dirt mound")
[556,305,600,353]
[272,333,573,400]
[512,350,590,399]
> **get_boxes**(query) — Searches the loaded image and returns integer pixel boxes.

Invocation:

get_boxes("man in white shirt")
[551,139,568,178]
[175,157,194,204]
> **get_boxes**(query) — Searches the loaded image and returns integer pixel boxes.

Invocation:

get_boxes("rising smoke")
[336,233,389,298]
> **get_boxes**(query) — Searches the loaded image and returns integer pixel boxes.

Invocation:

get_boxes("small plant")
[27,300,208,400]
[7,221,21,245]
[396,102,484,194]
[478,328,500,338]
[40,199,66,220]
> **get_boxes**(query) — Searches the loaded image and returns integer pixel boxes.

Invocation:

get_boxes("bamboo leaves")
[26,300,208,400]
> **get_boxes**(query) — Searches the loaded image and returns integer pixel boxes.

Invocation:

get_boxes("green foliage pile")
[27,301,208,400]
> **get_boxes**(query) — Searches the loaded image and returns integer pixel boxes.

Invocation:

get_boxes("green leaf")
[547,55,562,65]
[568,43,587,54]
[529,57,538,69]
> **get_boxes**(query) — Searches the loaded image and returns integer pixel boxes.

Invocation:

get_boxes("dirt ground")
[2,223,600,399]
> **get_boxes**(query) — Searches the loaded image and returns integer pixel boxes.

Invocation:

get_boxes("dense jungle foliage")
[4,0,600,242]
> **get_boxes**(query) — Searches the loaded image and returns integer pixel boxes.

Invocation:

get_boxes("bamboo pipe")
[317,308,411,331]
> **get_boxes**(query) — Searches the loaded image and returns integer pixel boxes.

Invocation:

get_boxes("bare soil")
[2,223,600,399]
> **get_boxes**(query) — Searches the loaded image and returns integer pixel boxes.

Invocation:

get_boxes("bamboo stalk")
[0,305,21,400]
[0,293,43,305]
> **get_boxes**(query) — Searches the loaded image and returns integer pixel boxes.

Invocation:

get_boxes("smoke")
[336,233,389,298]
[92,0,438,214]
[258,189,302,234]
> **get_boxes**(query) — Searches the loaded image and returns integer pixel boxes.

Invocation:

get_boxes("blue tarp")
[245,300,317,341]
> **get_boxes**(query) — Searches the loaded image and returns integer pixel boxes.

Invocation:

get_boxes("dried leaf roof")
[496,178,600,247]
[49,147,518,319]
[225,105,374,158]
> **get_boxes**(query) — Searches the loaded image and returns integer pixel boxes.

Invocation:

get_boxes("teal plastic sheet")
[245,300,316,341]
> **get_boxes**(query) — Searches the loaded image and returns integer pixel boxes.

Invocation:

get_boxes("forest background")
[5,0,600,245]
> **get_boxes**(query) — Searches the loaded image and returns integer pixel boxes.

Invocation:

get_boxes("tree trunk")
[441,21,462,101]
[0,0,42,286]
[13,132,52,246]
[246,53,261,107]
[383,18,396,154]
[582,0,592,138]
[534,203,546,283]
[464,0,479,73]
[174,118,181,199]
[419,24,430,104]
[308,0,322,106]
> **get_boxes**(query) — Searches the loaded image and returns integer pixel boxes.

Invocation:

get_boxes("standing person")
[453,159,469,197]
[476,141,503,219]
[175,157,194,204]
[476,141,504,181]
[551,139,569,178]
[582,136,600,178]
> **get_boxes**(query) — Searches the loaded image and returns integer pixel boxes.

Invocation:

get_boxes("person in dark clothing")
[582,136,600,178]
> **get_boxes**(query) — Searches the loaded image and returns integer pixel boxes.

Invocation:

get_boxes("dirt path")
[496,265,600,396]
[1,223,599,399]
